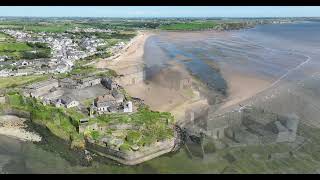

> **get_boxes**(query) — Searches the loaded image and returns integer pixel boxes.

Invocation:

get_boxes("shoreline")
[0,115,42,142]
[95,30,155,70]
[96,31,209,122]
[218,69,274,110]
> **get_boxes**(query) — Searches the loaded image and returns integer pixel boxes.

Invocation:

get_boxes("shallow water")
[2,21,320,173]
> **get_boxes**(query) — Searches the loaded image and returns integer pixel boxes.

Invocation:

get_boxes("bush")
[126,130,142,144]
[91,131,100,141]
[71,134,85,150]
[22,50,51,59]
[26,42,50,49]
[119,143,131,152]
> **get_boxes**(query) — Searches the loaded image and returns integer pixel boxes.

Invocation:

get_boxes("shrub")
[91,131,100,141]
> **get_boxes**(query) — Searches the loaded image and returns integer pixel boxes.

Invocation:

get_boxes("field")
[160,21,218,31]
[0,32,32,58]
[0,35,50,59]
[0,75,49,89]
[0,32,14,42]
[0,42,32,57]
[0,22,86,33]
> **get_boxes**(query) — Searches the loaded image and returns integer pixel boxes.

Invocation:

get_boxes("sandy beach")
[95,31,208,122]
[218,66,273,110]
[95,31,153,71]
[0,115,42,142]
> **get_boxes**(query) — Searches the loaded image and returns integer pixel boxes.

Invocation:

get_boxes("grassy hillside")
[0,75,49,88]
[160,21,218,31]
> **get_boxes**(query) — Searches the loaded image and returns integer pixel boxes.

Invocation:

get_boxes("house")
[60,96,79,108]
[24,79,59,98]
[77,77,101,88]
[41,98,51,106]
[21,61,29,66]
[0,56,8,62]
[123,101,133,113]
[52,99,64,108]
[93,94,117,114]
[111,90,124,103]
[101,78,118,90]
[54,63,70,74]
[11,68,34,76]
[59,78,77,89]
[0,69,10,77]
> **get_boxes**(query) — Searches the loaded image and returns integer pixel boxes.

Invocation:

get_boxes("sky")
[0,6,319,18]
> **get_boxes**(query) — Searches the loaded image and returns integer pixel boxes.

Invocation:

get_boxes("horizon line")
[0,16,319,18]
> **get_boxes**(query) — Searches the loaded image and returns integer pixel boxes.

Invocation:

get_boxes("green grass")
[0,41,51,59]
[69,65,96,76]
[87,106,175,149]
[0,75,49,88]
[82,98,95,107]
[126,130,142,144]
[90,131,101,141]
[4,92,86,145]
[0,42,32,57]
[12,23,80,33]
[160,21,218,31]
[0,42,31,51]
[3,91,174,154]
[0,32,14,42]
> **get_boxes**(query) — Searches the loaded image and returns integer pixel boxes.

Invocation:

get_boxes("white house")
[123,101,133,113]
[60,96,79,108]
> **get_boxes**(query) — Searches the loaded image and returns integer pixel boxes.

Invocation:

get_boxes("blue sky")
[0,6,319,18]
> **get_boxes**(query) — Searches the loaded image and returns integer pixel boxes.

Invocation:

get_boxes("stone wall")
[0,108,31,119]
[86,138,175,165]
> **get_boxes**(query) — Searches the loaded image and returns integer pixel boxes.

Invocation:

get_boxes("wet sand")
[95,31,208,122]
[95,29,309,121]
[148,31,276,113]
[219,69,273,109]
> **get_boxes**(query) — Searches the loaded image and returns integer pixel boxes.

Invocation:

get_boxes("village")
[0,24,176,165]
[4,55,177,165]
[0,28,127,77]
[22,74,134,116]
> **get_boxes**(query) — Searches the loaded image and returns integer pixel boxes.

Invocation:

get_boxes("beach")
[218,65,273,110]
[95,31,152,71]
[95,31,208,122]
[0,115,41,142]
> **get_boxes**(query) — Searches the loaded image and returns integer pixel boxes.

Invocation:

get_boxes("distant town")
[0,27,127,76]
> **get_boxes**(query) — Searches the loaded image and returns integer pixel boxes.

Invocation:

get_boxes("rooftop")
[96,94,116,103]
